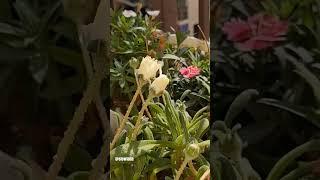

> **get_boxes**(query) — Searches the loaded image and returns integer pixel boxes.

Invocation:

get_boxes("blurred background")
[113,0,209,39]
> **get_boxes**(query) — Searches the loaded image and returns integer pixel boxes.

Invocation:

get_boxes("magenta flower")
[179,66,201,79]
[222,13,289,51]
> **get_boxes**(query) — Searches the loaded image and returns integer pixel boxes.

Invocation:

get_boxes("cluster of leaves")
[212,0,320,179]
[110,91,210,179]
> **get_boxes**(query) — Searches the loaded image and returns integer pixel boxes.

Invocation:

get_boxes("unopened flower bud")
[129,57,139,69]
[146,10,160,20]
[123,10,137,18]
[149,74,169,96]
[184,143,200,160]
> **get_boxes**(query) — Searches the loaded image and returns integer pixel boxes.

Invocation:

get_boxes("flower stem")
[188,161,198,175]
[131,96,153,140]
[200,169,210,180]
[175,159,189,180]
[135,73,152,121]
[139,91,153,120]
[110,85,141,150]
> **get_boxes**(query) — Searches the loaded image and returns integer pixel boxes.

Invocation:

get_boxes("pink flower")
[222,18,252,42]
[222,13,289,51]
[179,66,201,78]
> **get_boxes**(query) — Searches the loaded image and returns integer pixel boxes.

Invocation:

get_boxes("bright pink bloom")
[179,66,201,78]
[222,13,289,51]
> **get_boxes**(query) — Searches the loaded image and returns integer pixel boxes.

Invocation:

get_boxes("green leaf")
[14,0,39,29]
[147,158,172,180]
[143,127,154,140]
[224,89,260,127]
[257,98,320,128]
[178,111,190,142]
[0,23,25,36]
[284,44,314,63]
[231,0,249,16]
[274,47,320,106]
[67,171,89,180]
[39,1,62,34]
[28,56,48,84]
[49,46,83,69]
[162,54,181,61]
[189,118,209,139]
[195,165,210,180]
[261,0,280,15]
[176,31,188,47]
[0,45,34,62]
[64,145,93,172]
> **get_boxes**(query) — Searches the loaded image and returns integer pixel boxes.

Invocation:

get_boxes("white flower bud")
[167,34,177,45]
[137,56,161,82]
[146,10,160,17]
[149,74,170,96]
[123,10,137,18]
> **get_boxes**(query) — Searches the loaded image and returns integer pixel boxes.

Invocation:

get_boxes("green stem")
[280,162,313,180]
[131,96,153,141]
[266,139,320,180]
[110,84,142,150]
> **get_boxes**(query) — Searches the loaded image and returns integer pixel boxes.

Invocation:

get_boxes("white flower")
[149,74,170,96]
[146,10,160,17]
[167,34,177,45]
[137,56,161,82]
[122,10,137,18]
[198,40,209,53]
[167,35,209,53]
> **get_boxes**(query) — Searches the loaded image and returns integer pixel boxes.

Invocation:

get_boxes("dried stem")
[88,137,110,180]
[131,96,152,140]
[197,24,209,52]
[188,161,198,176]
[135,75,152,120]
[200,169,210,180]
[46,68,105,180]
[174,159,189,180]
[46,21,109,180]
[110,84,142,149]
[78,25,109,134]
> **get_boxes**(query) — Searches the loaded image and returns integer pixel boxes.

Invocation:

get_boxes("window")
[177,0,188,20]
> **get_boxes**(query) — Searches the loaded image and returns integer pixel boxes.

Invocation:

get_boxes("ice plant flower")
[222,13,288,51]
[137,56,161,82]
[122,10,137,18]
[179,66,201,78]
[149,74,170,96]
[167,35,209,53]
[167,34,177,45]
[146,10,160,17]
